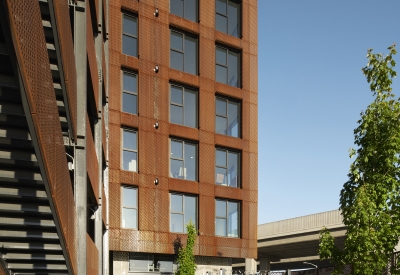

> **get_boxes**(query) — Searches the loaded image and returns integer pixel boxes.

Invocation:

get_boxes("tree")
[319,44,400,275]
[176,221,197,275]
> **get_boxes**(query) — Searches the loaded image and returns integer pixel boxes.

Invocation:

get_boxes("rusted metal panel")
[52,0,78,141]
[102,184,107,225]
[86,233,99,274]
[86,114,100,202]
[4,0,77,272]
[108,0,258,259]
[87,2,100,113]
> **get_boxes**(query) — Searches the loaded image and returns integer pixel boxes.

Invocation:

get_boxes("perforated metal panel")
[108,0,258,259]
[4,0,77,273]
[87,233,99,274]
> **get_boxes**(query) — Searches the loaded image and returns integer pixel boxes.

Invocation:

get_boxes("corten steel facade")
[108,0,258,273]
[0,0,109,274]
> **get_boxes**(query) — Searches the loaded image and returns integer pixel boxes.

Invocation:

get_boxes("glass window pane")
[216,116,227,135]
[228,50,240,87]
[123,73,137,93]
[123,93,137,114]
[184,0,197,22]
[130,259,151,272]
[171,140,183,159]
[123,131,137,150]
[171,31,183,51]
[170,105,183,125]
[122,208,137,228]
[123,151,137,171]
[123,15,137,36]
[123,187,137,208]
[216,149,227,166]
[216,200,226,217]
[228,1,240,37]
[184,36,197,75]
[227,101,239,137]
[216,167,227,185]
[216,47,227,65]
[171,213,184,232]
[228,151,238,187]
[184,143,197,181]
[171,194,183,213]
[215,218,226,236]
[228,202,239,237]
[171,159,184,178]
[184,90,197,128]
[170,50,184,71]
[123,36,137,57]
[216,65,227,84]
[170,0,184,17]
[216,0,227,15]
[184,196,197,229]
[216,14,227,34]
[171,85,183,104]
[216,98,227,116]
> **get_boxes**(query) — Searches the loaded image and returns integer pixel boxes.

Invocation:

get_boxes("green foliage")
[176,221,197,275]
[319,44,400,275]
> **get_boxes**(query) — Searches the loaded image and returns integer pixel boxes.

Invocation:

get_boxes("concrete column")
[74,1,87,274]
[245,258,257,274]
[259,258,270,272]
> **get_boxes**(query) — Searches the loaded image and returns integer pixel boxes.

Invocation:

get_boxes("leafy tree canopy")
[319,44,400,275]
[176,221,197,275]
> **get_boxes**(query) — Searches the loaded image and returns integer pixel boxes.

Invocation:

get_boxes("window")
[170,0,198,22]
[122,71,137,114]
[122,186,138,229]
[170,193,197,233]
[129,254,174,273]
[122,129,137,172]
[122,14,138,57]
[216,0,240,37]
[170,84,198,128]
[170,30,198,75]
[170,139,197,181]
[215,199,239,237]
[216,46,240,87]
[216,97,240,137]
[215,148,240,187]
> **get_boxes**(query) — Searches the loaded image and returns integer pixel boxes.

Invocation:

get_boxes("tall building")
[0,0,257,274]
[108,0,258,274]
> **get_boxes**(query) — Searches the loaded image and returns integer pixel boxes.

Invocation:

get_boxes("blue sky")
[258,0,400,224]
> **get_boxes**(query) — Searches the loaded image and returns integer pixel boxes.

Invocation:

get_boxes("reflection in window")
[122,14,138,57]
[170,84,198,128]
[170,139,197,181]
[122,186,138,229]
[129,253,174,273]
[170,30,198,75]
[122,71,137,114]
[216,0,240,37]
[216,97,240,137]
[215,148,240,187]
[215,199,239,237]
[122,129,137,172]
[216,46,240,87]
[170,193,197,233]
[170,0,198,22]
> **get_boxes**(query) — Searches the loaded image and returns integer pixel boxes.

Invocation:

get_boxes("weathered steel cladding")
[87,233,99,274]
[109,0,258,259]
[52,0,78,141]
[87,114,100,203]
[3,0,77,273]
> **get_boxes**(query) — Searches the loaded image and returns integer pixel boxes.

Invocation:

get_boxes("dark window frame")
[122,128,138,172]
[170,83,198,128]
[215,147,241,188]
[169,138,198,181]
[122,70,138,115]
[170,29,199,75]
[170,192,198,233]
[215,198,240,238]
[215,95,241,138]
[121,185,138,229]
[170,0,199,22]
[122,13,138,57]
[215,0,241,38]
[215,45,241,87]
